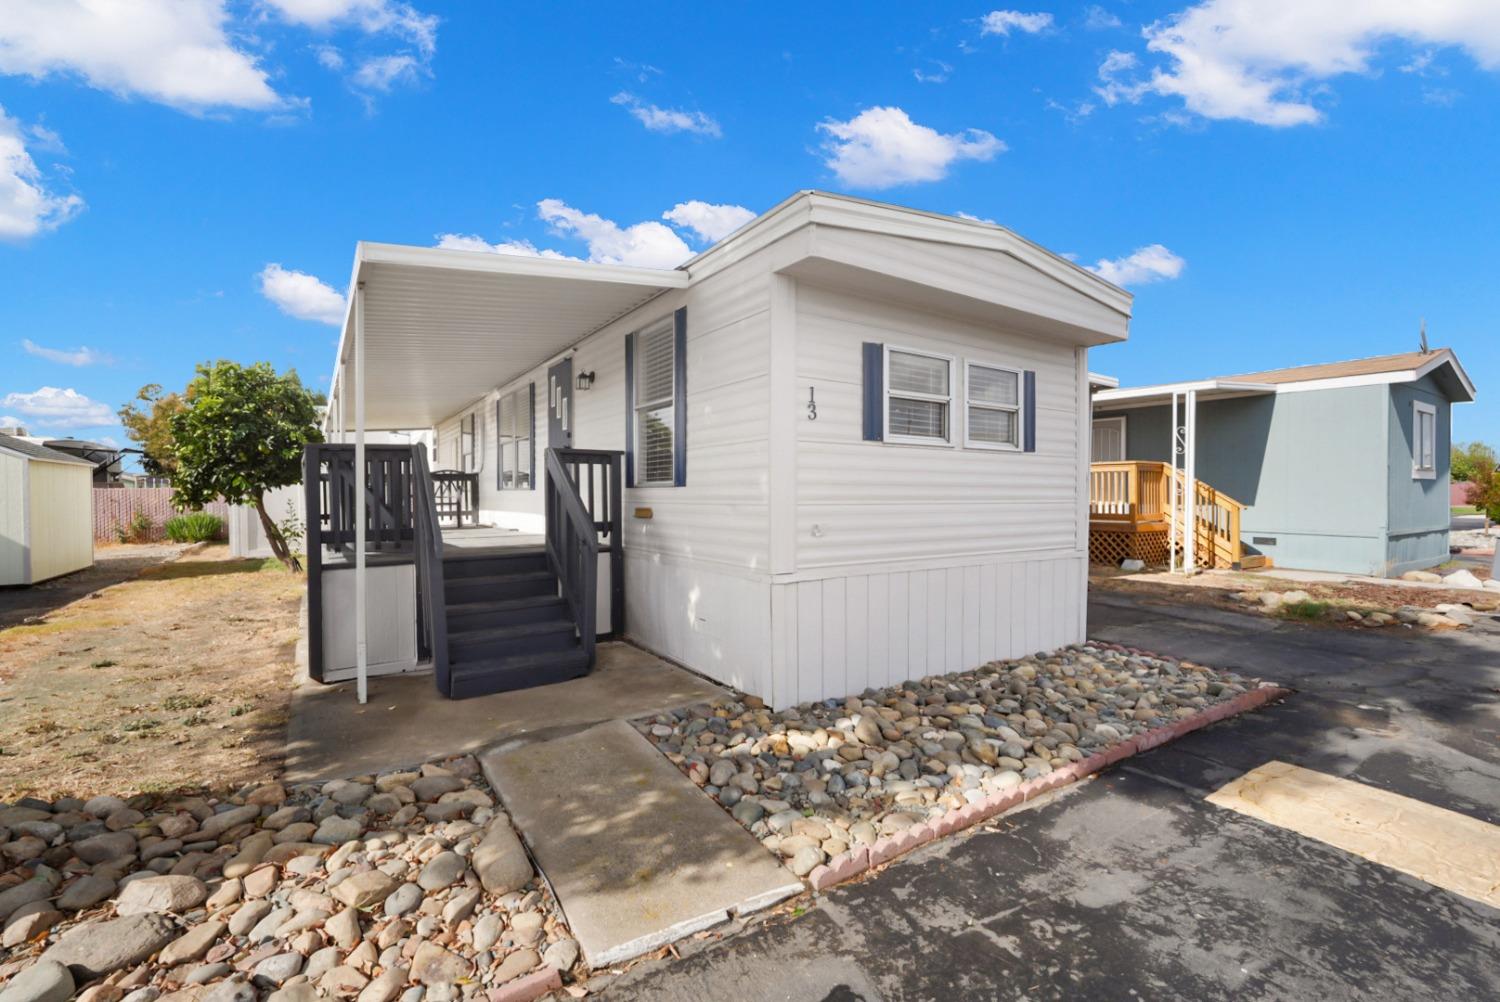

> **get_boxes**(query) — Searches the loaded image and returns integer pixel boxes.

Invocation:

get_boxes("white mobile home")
[0,431,95,586]
[309,192,1131,707]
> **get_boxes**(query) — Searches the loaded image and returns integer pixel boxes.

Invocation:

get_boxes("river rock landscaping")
[0,755,577,1002]
[633,643,1262,878]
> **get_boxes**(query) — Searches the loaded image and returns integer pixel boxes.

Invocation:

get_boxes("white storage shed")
[0,431,96,586]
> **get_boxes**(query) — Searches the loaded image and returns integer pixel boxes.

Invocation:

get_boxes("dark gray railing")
[302,443,444,685]
[548,448,624,636]
[431,470,478,528]
[410,449,449,693]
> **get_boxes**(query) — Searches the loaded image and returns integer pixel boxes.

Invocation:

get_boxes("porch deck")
[441,525,545,555]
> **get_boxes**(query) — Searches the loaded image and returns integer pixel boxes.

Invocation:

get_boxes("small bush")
[164,512,225,543]
[1281,600,1331,620]
[115,510,155,544]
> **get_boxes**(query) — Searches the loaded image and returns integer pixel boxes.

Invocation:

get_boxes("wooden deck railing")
[1089,461,1245,568]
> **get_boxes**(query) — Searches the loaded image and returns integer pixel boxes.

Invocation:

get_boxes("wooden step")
[447,648,591,700]
[442,548,547,579]
[444,570,557,605]
[449,618,578,660]
[446,594,569,633]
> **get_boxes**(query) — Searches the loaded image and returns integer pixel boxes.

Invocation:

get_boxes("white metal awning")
[1092,379,1276,409]
[326,243,688,431]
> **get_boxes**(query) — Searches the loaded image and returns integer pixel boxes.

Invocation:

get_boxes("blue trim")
[623,332,636,487]
[862,342,883,441]
[672,307,687,487]
[1023,370,1037,453]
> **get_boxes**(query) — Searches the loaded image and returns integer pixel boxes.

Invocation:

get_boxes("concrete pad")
[481,719,802,969]
[284,642,726,781]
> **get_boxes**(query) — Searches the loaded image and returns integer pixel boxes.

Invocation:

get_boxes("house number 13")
[807,386,817,420]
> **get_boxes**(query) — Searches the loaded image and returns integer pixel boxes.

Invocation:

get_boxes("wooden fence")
[92,488,229,543]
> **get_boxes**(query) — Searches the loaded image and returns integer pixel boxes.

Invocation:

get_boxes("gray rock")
[313,816,363,846]
[267,985,319,1002]
[730,799,765,826]
[416,851,464,891]
[0,877,57,922]
[470,820,532,895]
[200,977,257,1002]
[115,874,209,915]
[382,882,422,918]
[0,959,74,1002]
[83,796,129,818]
[410,942,470,986]
[542,938,579,972]
[185,963,232,985]
[228,898,273,936]
[252,952,305,987]
[707,759,737,787]
[470,913,501,953]
[158,919,227,966]
[73,830,137,864]
[330,871,397,909]
[787,845,823,877]
[55,870,116,912]
[491,949,538,985]
[246,905,294,943]
[356,967,408,1002]
[42,913,176,980]
[408,776,464,803]
[122,989,162,1002]
[198,805,260,841]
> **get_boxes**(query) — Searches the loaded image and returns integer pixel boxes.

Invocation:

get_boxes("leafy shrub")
[164,512,225,543]
[1281,600,1331,620]
[115,510,155,544]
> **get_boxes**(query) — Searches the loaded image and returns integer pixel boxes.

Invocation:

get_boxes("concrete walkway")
[481,719,802,968]
[284,642,725,781]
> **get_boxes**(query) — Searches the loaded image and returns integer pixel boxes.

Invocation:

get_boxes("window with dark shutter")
[496,383,534,490]
[627,309,687,486]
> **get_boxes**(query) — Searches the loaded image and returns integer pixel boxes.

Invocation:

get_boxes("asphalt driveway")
[598,592,1500,1001]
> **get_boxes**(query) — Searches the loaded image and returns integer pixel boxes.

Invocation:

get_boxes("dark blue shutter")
[1023,370,1037,453]
[624,332,636,487]
[495,396,503,491]
[672,307,687,487]
[862,342,884,441]
[527,382,536,490]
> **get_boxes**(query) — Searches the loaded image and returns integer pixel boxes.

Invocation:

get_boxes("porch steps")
[439,546,590,700]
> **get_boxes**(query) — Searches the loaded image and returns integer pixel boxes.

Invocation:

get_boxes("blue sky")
[2,1,1497,461]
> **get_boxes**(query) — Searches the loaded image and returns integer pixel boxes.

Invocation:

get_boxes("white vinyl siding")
[634,319,677,485]
[497,385,532,490]
[884,346,954,445]
[965,361,1022,450]
[1412,400,1436,479]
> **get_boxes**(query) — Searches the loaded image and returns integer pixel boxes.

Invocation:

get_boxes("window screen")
[886,348,952,443]
[634,320,676,484]
[497,385,532,489]
[966,363,1021,448]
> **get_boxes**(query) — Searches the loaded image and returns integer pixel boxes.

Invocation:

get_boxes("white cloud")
[913,60,953,84]
[1089,244,1186,286]
[0,106,83,241]
[1083,6,1122,30]
[1,386,115,427]
[0,0,283,112]
[817,106,1004,189]
[258,263,347,325]
[351,53,420,91]
[661,201,756,243]
[21,339,111,366]
[981,10,1054,36]
[314,44,345,70]
[955,211,997,225]
[537,199,693,269]
[1112,0,1500,127]
[261,0,437,55]
[610,92,721,137]
[0,416,22,428]
[433,233,573,259]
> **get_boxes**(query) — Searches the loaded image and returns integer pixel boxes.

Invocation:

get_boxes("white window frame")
[1092,416,1127,462]
[1412,400,1437,480]
[633,316,677,486]
[459,411,481,474]
[883,345,956,448]
[963,360,1024,452]
[497,383,532,491]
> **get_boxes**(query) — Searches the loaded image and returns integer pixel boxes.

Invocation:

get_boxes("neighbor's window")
[885,346,954,445]
[634,318,677,484]
[459,412,478,473]
[1412,400,1436,480]
[497,384,532,490]
[965,361,1022,450]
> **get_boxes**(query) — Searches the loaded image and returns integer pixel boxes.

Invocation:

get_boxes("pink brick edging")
[806,666,1292,894]
[486,967,562,1002]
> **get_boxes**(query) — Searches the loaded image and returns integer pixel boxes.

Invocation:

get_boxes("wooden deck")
[1089,461,1246,569]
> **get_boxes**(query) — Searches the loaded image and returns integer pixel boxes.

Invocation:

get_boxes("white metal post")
[354,282,368,704]
[1183,389,1198,574]
[1169,392,1178,573]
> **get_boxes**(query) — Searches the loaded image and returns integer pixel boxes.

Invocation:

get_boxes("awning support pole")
[1169,391,1178,573]
[1184,388,1198,575]
[354,281,368,705]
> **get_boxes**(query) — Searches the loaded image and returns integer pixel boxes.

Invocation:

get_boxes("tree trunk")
[253,491,302,572]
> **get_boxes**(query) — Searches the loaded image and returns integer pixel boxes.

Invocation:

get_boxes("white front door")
[1092,416,1126,461]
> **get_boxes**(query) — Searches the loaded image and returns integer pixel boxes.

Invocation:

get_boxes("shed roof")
[0,432,96,466]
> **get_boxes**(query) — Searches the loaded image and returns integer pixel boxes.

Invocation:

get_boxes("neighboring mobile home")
[0,431,95,586]
[311,191,1131,706]
[1091,349,1475,576]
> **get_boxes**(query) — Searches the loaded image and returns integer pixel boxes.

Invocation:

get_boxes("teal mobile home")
[1091,349,1475,577]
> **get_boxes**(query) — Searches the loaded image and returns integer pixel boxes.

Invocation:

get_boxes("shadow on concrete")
[282,641,727,782]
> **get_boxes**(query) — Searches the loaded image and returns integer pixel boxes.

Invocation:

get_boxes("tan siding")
[25,461,93,583]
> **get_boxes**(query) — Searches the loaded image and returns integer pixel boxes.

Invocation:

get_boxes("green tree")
[170,361,322,570]
[1452,441,1496,484]
[1465,450,1500,527]
[118,384,185,478]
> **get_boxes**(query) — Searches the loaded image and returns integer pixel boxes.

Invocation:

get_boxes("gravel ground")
[0,755,578,1002]
[633,644,1260,876]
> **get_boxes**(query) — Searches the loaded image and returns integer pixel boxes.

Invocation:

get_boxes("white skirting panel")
[768,553,1087,709]
[624,552,772,699]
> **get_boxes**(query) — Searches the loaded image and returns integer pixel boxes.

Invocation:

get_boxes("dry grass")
[0,545,302,801]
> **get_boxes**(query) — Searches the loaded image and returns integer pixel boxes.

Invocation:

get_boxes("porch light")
[576,370,596,391]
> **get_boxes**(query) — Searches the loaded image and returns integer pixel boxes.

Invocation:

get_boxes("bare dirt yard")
[0,543,301,801]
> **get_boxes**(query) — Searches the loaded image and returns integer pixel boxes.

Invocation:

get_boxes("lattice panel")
[1089,527,1172,568]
